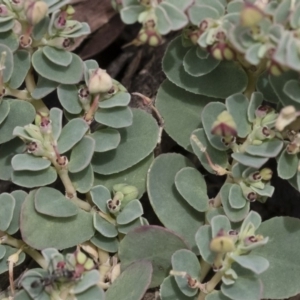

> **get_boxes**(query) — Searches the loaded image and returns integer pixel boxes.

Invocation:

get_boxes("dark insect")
[20,260,80,299]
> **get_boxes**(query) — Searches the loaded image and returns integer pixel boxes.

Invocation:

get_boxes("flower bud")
[47,37,73,49]
[211,111,237,137]
[121,185,139,203]
[247,171,262,183]
[286,142,300,154]
[210,229,236,253]
[267,60,287,76]
[107,198,121,214]
[19,34,32,48]
[26,141,45,156]
[255,105,273,118]
[54,12,67,30]
[88,68,113,94]
[136,28,163,47]
[113,183,128,192]
[253,126,274,140]
[221,136,236,147]
[276,105,297,131]
[56,155,68,167]
[209,43,235,61]
[39,118,52,134]
[259,168,273,181]
[24,0,48,25]
[0,4,9,17]
[241,184,257,202]
[240,2,264,27]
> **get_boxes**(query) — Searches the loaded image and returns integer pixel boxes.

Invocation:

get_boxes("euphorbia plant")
[2,0,300,299]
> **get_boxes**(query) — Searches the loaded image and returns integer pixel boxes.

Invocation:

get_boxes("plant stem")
[197,271,223,300]
[6,88,31,100]
[25,68,36,93]
[0,234,47,269]
[199,259,212,282]
[84,94,100,122]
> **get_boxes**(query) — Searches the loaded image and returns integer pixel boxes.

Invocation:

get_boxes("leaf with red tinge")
[119,225,189,288]
[106,261,152,300]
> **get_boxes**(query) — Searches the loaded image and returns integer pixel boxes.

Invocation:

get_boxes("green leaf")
[155,6,172,34]
[6,190,27,235]
[11,154,51,171]
[0,19,14,33]
[90,232,119,253]
[0,44,13,83]
[90,128,121,152]
[99,92,130,108]
[231,255,269,275]
[90,185,111,214]
[12,167,57,188]
[75,286,105,300]
[0,138,25,181]
[69,136,95,173]
[117,217,143,235]
[160,2,188,31]
[15,290,32,300]
[231,153,268,169]
[221,183,250,222]
[0,245,25,274]
[229,184,247,209]
[69,164,94,193]
[21,191,94,250]
[0,31,19,52]
[221,273,261,300]
[205,291,230,300]
[162,37,247,98]
[175,167,209,212]
[256,71,280,104]
[72,270,100,294]
[211,215,231,237]
[195,225,214,264]
[32,16,50,40]
[57,118,89,154]
[93,213,118,238]
[254,217,300,299]
[0,245,6,260]
[188,4,219,25]
[50,107,62,141]
[94,154,153,198]
[32,49,83,84]
[31,76,59,99]
[0,193,15,231]
[201,102,227,150]
[172,249,200,297]
[42,46,73,67]
[0,99,10,125]
[183,46,220,77]
[95,107,133,129]
[116,200,143,225]
[269,71,300,109]
[92,109,158,175]
[120,6,145,24]
[277,149,298,179]
[119,225,189,288]
[191,128,228,174]
[148,154,204,253]
[226,93,251,138]
[0,100,35,143]
[34,187,78,218]
[247,92,263,122]
[160,276,197,300]
[106,261,152,300]
[245,139,284,158]
[9,50,31,89]
[156,80,212,150]
[57,84,82,114]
